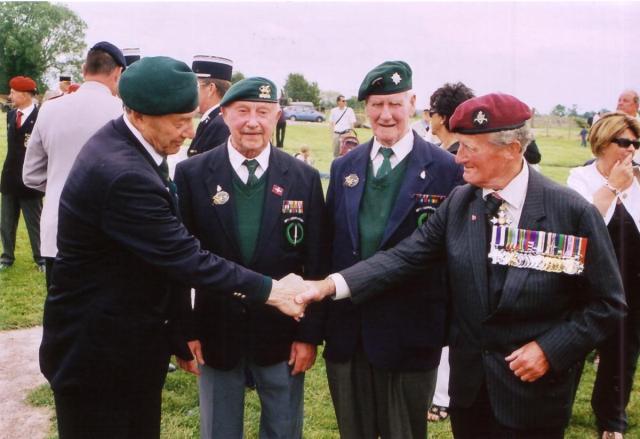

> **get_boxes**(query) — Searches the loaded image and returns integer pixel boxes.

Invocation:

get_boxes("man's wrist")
[328,273,350,299]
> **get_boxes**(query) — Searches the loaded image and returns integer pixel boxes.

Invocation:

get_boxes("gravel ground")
[0,326,51,439]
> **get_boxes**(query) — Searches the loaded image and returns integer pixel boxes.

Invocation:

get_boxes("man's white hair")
[489,124,534,154]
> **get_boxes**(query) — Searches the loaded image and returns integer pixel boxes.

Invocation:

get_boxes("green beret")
[357,60,412,101]
[119,56,198,115]
[220,77,277,107]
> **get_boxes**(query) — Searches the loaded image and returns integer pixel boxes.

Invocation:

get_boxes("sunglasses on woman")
[613,138,640,150]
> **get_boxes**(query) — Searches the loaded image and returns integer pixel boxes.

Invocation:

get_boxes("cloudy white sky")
[66,1,639,114]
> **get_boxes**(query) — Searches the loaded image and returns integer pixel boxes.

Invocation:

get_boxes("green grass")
[1,117,637,437]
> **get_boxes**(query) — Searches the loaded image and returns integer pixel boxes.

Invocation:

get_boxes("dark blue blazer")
[1,106,41,197]
[40,116,269,395]
[324,133,464,371]
[174,145,329,369]
[187,107,229,157]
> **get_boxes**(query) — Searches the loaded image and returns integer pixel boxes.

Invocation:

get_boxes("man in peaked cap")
[187,55,233,157]
[0,76,43,271]
[316,60,464,439]
[174,76,328,439]
[39,59,306,438]
[122,47,141,66]
[23,41,126,288]
[298,92,626,438]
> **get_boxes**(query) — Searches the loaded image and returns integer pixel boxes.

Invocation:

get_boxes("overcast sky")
[65,1,639,114]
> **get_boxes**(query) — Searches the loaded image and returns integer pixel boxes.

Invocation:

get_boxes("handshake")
[266,273,337,319]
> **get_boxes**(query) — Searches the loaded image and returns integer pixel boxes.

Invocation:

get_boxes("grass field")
[1,118,638,438]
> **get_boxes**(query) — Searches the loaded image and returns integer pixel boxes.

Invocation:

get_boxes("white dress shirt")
[227,139,270,183]
[16,103,35,124]
[201,104,219,122]
[123,114,163,166]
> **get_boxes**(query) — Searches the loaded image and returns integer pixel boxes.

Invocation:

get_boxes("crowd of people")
[1,40,638,439]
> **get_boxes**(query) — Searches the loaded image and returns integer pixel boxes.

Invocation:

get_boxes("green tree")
[231,71,245,84]
[0,2,86,94]
[283,73,320,107]
[551,104,566,117]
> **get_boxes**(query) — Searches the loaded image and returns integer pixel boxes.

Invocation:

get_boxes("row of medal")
[488,225,588,275]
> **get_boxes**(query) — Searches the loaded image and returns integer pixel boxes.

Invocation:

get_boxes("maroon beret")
[450,93,531,134]
[9,76,37,92]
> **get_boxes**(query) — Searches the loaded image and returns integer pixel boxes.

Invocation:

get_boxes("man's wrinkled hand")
[266,274,307,320]
[288,342,317,376]
[176,339,204,376]
[505,341,549,382]
[295,278,336,305]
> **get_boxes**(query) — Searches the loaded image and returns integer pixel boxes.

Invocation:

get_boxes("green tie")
[158,158,177,197]
[376,148,394,179]
[244,159,259,186]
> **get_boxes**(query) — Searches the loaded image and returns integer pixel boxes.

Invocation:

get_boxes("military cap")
[119,56,198,115]
[192,55,233,81]
[220,77,277,107]
[90,41,126,69]
[450,93,531,134]
[357,60,412,101]
[9,76,37,92]
[122,48,141,66]
[59,75,71,82]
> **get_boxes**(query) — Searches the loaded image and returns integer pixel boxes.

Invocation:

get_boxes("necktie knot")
[158,158,170,182]
[243,159,259,186]
[376,148,394,179]
[484,192,503,218]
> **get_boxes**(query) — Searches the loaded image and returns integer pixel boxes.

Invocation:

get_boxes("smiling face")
[132,111,196,156]
[365,91,416,147]
[222,100,281,158]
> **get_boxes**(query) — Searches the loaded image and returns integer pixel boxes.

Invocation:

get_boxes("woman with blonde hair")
[567,112,640,439]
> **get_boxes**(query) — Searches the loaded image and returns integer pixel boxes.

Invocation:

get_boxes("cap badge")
[259,85,271,99]
[391,72,402,85]
[344,174,359,188]
[473,110,489,127]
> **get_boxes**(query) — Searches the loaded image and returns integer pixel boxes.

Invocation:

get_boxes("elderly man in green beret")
[174,77,328,439]
[39,58,306,439]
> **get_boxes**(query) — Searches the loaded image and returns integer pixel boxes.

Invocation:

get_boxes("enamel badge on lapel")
[282,200,304,246]
[212,185,229,205]
[344,174,359,188]
[419,170,426,180]
[272,184,284,196]
[414,194,446,226]
[23,133,31,148]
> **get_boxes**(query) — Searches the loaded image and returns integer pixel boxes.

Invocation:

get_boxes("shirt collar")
[482,158,529,210]
[80,81,114,95]
[202,104,219,120]
[17,103,35,120]
[370,129,414,162]
[123,113,164,166]
[226,138,271,172]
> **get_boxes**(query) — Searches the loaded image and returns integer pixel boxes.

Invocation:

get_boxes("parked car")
[283,105,325,122]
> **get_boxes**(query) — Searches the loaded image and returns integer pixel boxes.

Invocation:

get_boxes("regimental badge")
[344,174,359,188]
[212,185,229,205]
[282,200,305,246]
[472,110,489,127]
[23,133,31,148]
[391,72,402,85]
[259,85,271,99]
[488,226,588,275]
[272,184,284,196]
[414,194,446,227]
[420,170,426,180]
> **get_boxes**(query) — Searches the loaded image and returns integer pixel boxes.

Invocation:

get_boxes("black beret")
[90,41,126,69]
[358,60,412,101]
[450,93,532,134]
[220,77,277,107]
[119,56,198,115]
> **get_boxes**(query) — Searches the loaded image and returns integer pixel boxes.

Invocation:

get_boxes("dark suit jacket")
[1,106,42,197]
[40,116,270,395]
[340,166,626,429]
[187,107,229,157]
[324,134,464,371]
[174,145,328,369]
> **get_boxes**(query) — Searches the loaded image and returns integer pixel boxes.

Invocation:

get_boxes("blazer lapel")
[343,142,371,252]
[468,188,491,313]
[380,138,434,247]
[204,147,242,257]
[251,147,290,264]
[496,166,546,312]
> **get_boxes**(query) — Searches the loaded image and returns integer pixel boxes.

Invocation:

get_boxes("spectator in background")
[294,144,314,166]
[276,109,286,148]
[616,89,639,119]
[0,76,43,271]
[429,82,475,154]
[411,108,439,144]
[329,95,357,157]
[567,112,640,439]
[580,127,588,147]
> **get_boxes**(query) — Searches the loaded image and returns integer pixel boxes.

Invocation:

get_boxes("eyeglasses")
[338,99,346,102]
[612,138,640,150]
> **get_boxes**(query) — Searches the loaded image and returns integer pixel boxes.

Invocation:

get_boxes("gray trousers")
[199,360,304,439]
[326,347,437,439]
[0,193,43,265]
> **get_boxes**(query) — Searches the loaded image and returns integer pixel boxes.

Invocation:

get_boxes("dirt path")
[0,326,51,439]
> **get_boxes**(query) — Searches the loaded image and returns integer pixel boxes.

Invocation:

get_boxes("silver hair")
[488,124,534,154]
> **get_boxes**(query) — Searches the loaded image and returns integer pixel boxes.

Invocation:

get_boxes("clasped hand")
[267,274,337,319]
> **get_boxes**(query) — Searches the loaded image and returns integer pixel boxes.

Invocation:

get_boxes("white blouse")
[567,162,640,233]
